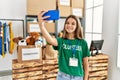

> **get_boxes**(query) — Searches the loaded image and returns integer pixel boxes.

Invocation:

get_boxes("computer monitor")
[90,40,104,55]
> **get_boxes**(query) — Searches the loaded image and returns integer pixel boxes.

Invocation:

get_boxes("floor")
[0,70,12,80]
[0,75,12,80]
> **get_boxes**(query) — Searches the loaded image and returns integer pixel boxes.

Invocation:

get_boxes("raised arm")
[38,11,58,46]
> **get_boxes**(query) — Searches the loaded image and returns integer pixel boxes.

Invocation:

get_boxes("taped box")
[17,45,42,63]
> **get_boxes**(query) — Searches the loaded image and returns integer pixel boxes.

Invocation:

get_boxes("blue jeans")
[57,71,83,80]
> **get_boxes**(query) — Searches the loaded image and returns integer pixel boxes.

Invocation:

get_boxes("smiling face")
[65,18,77,34]
[62,15,83,39]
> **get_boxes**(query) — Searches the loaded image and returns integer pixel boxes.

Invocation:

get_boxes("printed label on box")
[72,8,83,17]
[22,48,40,60]
[60,0,70,6]
[29,24,40,32]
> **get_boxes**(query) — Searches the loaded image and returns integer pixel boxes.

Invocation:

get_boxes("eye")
[72,22,75,25]
[66,22,69,25]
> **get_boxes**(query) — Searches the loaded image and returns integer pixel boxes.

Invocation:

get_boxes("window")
[85,0,103,48]
[117,4,120,68]
[117,36,120,68]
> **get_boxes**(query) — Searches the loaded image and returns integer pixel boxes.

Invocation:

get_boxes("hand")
[37,11,50,26]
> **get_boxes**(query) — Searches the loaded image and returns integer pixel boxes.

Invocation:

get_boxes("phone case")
[43,10,60,20]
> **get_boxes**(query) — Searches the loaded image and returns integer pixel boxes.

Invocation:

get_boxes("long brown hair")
[62,15,83,39]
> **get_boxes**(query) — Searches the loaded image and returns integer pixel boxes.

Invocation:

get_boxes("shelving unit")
[25,0,85,38]
[25,16,85,38]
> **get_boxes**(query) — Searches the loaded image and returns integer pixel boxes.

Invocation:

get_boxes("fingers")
[42,16,50,20]
[38,11,45,23]
[41,11,50,20]
[40,11,47,16]
[38,10,50,22]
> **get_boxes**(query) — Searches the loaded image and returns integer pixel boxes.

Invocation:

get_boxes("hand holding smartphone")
[42,10,60,20]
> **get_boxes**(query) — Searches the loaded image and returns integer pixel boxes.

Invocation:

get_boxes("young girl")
[38,11,90,80]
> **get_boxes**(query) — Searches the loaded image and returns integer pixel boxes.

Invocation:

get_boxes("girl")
[38,11,90,80]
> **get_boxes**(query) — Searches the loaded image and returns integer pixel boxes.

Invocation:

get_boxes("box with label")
[27,22,56,33]
[71,8,83,18]
[17,45,42,62]
[27,0,56,15]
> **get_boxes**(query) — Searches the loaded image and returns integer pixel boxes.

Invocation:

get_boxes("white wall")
[0,0,26,19]
[102,0,120,80]
[0,0,26,71]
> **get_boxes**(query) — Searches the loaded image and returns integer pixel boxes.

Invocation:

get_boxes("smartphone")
[43,10,60,20]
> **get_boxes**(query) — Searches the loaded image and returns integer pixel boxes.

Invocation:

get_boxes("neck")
[67,33,75,40]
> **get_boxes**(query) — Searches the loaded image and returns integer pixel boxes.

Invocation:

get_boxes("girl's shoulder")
[57,37,67,40]
[56,37,65,43]
[78,39,86,42]
[78,39,87,44]
[56,37,63,41]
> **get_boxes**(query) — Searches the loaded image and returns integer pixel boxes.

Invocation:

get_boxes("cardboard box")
[71,8,83,18]
[58,6,71,17]
[71,0,84,8]
[27,22,56,33]
[17,45,42,62]
[44,22,56,33]
[27,0,56,15]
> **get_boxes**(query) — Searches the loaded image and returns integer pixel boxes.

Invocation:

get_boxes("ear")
[18,36,23,40]
[13,38,19,44]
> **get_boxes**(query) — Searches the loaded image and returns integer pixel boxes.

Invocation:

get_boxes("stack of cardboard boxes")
[27,0,84,18]
[26,0,84,34]
[58,0,84,18]
[27,0,56,34]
